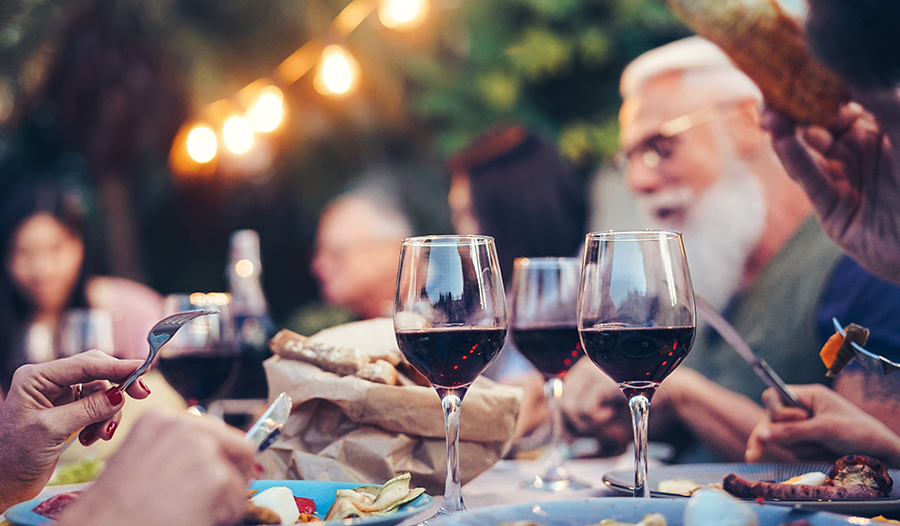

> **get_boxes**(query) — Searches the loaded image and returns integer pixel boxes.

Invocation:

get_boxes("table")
[399,454,638,524]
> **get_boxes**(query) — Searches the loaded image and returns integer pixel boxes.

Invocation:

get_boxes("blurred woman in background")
[0,182,163,396]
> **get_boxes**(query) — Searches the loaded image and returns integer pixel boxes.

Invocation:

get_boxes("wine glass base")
[523,474,590,492]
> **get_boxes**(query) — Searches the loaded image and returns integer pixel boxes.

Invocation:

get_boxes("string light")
[223,115,254,154]
[186,125,217,163]
[170,0,431,175]
[379,0,428,28]
[315,45,358,96]
[247,86,284,132]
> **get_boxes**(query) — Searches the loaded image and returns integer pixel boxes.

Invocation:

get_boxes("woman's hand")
[57,410,258,526]
[0,350,151,511]
[746,384,900,466]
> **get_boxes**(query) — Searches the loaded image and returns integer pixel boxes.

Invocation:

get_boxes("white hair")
[620,36,763,106]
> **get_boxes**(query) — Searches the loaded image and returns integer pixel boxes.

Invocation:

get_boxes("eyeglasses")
[615,101,738,171]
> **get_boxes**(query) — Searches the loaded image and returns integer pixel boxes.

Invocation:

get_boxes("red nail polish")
[255,463,264,475]
[80,431,97,446]
[138,378,151,394]
[106,421,118,438]
[105,386,123,406]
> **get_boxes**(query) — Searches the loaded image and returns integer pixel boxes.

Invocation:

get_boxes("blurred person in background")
[0,182,163,397]
[309,185,413,325]
[561,37,900,462]
[0,352,255,526]
[445,125,588,441]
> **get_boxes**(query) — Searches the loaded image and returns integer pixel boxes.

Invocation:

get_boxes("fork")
[118,309,218,391]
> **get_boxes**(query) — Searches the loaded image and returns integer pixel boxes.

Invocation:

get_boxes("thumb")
[51,386,124,437]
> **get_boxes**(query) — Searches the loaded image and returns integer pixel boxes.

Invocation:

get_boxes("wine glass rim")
[513,256,581,268]
[402,234,495,246]
[585,229,681,240]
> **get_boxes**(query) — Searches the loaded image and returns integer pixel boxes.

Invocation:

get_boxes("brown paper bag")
[259,356,521,495]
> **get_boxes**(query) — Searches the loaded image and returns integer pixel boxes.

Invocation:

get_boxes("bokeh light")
[379,0,428,28]
[223,115,254,154]
[315,45,357,95]
[186,125,217,163]
[248,86,284,132]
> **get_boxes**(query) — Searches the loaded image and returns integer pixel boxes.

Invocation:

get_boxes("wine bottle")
[226,229,276,399]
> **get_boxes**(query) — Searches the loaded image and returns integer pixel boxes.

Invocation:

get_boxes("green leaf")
[507,28,574,81]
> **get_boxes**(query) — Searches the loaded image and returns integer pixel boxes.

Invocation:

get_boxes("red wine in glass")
[577,231,695,498]
[511,324,583,378]
[396,327,506,388]
[156,348,240,406]
[579,326,693,388]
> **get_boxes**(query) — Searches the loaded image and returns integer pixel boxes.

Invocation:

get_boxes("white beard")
[636,161,767,312]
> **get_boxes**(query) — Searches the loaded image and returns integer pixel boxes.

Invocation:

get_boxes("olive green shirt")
[684,216,844,402]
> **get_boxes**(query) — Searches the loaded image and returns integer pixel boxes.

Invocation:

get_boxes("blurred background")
[0,0,690,332]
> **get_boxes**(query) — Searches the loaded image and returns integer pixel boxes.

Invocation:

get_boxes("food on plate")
[48,457,105,486]
[595,513,668,526]
[32,491,82,519]
[325,472,425,521]
[828,455,893,494]
[723,455,893,500]
[820,323,870,377]
[782,472,827,486]
[657,478,721,495]
[244,486,301,524]
[684,489,758,526]
[662,0,849,126]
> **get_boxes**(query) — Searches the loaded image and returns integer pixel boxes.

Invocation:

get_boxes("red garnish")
[755,496,766,504]
[294,496,316,514]
[32,492,81,519]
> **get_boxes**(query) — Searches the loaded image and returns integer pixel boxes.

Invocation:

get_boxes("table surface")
[399,454,637,525]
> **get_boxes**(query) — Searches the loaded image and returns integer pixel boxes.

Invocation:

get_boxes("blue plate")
[425,497,864,526]
[5,480,433,526]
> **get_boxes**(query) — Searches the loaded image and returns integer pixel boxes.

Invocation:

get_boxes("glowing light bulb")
[248,86,284,132]
[223,115,254,154]
[235,258,255,278]
[315,45,357,95]
[186,125,217,163]
[379,0,428,28]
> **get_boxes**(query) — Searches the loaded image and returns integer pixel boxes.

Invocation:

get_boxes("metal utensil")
[244,392,292,452]
[695,296,810,414]
[118,309,218,391]
[832,318,900,375]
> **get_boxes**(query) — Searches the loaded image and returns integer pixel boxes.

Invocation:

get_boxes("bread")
[664,0,850,126]
[269,327,404,385]
[307,318,403,365]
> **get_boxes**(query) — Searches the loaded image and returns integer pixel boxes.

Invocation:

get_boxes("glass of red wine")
[155,293,241,408]
[577,231,695,498]
[394,235,507,517]
[509,257,586,491]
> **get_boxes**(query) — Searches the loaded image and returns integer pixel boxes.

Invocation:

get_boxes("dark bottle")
[226,229,276,399]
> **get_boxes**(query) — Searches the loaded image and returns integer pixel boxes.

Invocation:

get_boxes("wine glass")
[509,257,587,492]
[577,231,695,498]
[155,293,240,407]
[393,235,507,517]
[58,308,115,357]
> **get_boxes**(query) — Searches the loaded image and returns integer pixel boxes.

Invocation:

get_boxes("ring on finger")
[73,383,83,401]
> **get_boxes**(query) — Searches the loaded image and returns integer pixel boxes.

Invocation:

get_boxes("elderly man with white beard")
[561,36,900,463]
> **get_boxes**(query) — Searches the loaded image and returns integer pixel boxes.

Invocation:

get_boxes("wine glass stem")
[542,377,567,479]
[437,387,467,514]
[628,394,651,498]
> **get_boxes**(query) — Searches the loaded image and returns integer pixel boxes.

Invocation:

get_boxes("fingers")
[760,388,809,422]
[28,351,146,391]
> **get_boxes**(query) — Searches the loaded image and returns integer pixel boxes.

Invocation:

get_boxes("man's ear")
[726,99,767,157]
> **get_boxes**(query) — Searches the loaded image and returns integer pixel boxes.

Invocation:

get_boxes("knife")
[694,296,810,414]
[244,392,292,452]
